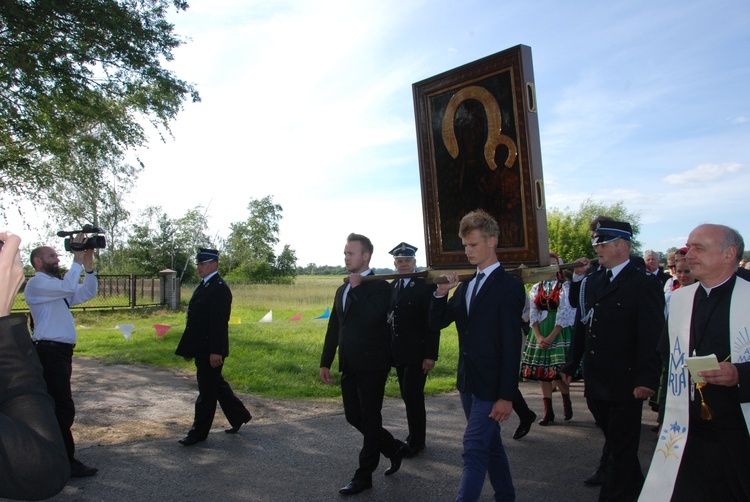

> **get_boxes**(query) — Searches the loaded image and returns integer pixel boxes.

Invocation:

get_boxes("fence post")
[159,269,180,310]
[129,274,136,308]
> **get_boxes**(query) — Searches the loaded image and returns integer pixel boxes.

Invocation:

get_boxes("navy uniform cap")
[593,221,632,244]
[196,248,219,263]
[389,242,417,258]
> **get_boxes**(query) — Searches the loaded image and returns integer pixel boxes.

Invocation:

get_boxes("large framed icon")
[413,44,549,269]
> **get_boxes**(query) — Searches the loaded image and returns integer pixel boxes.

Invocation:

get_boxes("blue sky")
[76,0,750,269]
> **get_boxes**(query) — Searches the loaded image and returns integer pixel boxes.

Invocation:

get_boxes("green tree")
[42,152,137,271]
[547,198,642,263]
[122,206,209,280]
[221,195,296,282]
[173,207,212,280]
[274,244,298,280]
[0,0,199,212]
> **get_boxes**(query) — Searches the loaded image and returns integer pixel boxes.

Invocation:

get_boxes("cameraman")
[24,232,99,478]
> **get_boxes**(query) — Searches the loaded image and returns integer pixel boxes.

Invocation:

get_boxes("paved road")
[28,373,660,501]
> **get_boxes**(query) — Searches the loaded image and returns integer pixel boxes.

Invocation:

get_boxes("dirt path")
[70,357,341,447]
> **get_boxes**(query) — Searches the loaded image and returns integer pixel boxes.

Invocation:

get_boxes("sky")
[14,0,750,270]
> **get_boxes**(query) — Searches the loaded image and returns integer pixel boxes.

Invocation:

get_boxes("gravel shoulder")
[71,357,342,446]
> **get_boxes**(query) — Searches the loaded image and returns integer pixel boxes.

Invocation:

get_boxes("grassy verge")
[70,276,459,399]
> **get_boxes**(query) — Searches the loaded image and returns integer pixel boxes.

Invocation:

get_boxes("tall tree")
[547,198,642,262]
[42,150,137,270]
[0,0,199,213]
[222,195,296,282]
[121,206,209,280]
[275,244,298,278]
[173,207,211,280]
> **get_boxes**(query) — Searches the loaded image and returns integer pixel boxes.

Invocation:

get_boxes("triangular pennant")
[116,324,135,341]
[288,312,303,321]
[314,307,331,319]
[257,310,273,323]
[152,324,171,338]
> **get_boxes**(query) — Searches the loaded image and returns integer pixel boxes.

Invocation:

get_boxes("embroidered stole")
[639,278,750,501]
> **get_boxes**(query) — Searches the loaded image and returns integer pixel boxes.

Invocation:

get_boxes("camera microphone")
[57,226,103,237]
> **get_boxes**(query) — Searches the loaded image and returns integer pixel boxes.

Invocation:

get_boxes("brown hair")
[346,233,373,256]
[459,209,499,240]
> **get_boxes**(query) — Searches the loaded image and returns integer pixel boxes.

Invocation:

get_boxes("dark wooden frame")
[413,44,549,269]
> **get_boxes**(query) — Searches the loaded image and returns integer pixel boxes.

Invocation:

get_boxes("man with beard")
[25,234,99,478]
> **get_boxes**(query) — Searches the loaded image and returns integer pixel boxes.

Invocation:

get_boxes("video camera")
[58,224,107,252]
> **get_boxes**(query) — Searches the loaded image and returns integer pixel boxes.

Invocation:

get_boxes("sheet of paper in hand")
[685,354,720,383]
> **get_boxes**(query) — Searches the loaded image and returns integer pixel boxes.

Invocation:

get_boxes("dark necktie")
[606,270,613,282]
[469,272,485,313]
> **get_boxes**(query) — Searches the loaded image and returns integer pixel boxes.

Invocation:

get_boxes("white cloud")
[663,163,745,185]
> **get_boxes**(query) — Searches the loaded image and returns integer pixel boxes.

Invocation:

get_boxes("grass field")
[69,276,459,399]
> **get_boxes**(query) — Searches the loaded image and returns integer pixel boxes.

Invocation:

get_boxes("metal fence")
[13,274,169,312]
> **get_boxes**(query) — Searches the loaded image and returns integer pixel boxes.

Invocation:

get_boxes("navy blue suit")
[430,265,525,500]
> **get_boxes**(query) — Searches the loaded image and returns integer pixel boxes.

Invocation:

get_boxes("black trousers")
[396,364,428,448]
[340,369,401,482]
[672,425,750,501]
[587,397,645,502]
[188,356,251,440]
[512,387,534,422]
[34,343,76,463]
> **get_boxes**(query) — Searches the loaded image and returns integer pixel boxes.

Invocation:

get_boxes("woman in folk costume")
[521,253,577,425]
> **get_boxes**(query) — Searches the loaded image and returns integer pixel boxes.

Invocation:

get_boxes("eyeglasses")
[668,265,676,269]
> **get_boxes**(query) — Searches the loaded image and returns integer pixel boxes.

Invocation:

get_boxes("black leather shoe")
[583,467,605,486]
[178,436,204,446]
[513,411,537,440]
[385,441,408,476]
[226,413,252,434]
[70,459,98,478]
[339,479,372,495]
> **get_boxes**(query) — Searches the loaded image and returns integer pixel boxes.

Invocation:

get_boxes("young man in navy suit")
[430,210,526,501]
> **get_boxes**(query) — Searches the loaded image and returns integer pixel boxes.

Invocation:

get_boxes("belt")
[33,340,75,348]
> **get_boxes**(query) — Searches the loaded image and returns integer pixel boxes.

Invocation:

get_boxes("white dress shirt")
[24,262,98,343]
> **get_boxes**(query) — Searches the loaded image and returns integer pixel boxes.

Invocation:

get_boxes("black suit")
[0,314,69,500]
[320,273,402,482]
[652,267,670,286]
[388,277,440,449]
[175,274,250,440]
[564,262,664,501]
